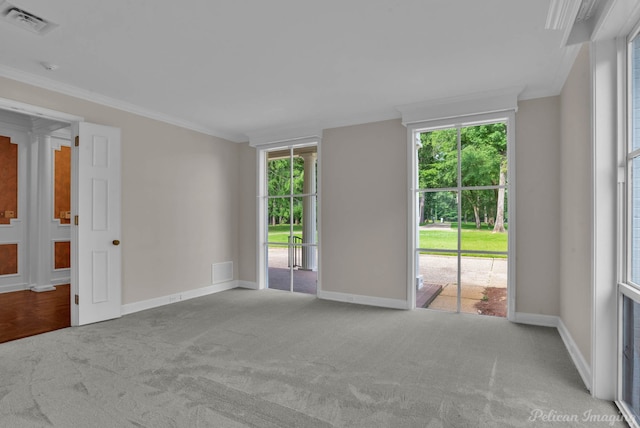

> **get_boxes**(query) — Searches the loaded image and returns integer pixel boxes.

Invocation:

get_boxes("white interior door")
[71,122,121,326]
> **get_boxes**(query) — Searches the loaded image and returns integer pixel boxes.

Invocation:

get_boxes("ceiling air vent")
[2,4,57,35]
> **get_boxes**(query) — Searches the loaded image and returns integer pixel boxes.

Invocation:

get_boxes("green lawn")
[268,224,302,243]
[269,222,507,257]
[419,222,508,257]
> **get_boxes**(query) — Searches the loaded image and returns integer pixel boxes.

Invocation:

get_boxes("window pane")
[268,157,291,196]
[460,123,507,187]
[622,295,640,422]
[460,190,508,252]
[293,146,317,195]
[632,36,640,151]
[418,129,457,189]
[460,255,507,317]
[633,158,640,285]
[267,244,291,291]
[417,252,458,312]
[266,198,295,242]
[418,191,458,251]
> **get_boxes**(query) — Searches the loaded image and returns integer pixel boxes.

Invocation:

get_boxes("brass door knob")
[112,240,121,246]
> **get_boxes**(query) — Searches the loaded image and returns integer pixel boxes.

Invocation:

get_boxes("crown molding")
[397,87,522,126]
[0,65,245,143]
[546,0,581,31]
[546,0,582,47]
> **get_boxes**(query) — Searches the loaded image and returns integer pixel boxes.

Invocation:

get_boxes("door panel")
[72,122,121,326]
[0,128,28,291]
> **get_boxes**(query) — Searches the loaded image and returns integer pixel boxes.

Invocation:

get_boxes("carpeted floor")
[0,289,625,427]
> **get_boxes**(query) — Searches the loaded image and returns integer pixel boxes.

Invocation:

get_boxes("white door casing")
[71,122,122,326]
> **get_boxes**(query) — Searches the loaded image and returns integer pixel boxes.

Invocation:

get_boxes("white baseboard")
[121,280,239,315]
[514,312,592,392]
[557,318,592,392]
[0,283,29,294]
[317,290,410,310]
[236,280,258,290]
[513,312,559,327]
[31,284,56,292]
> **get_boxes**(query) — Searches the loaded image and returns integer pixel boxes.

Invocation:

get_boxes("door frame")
[255,136,321,292]
[406,110,516,319]
[0,97,89,325]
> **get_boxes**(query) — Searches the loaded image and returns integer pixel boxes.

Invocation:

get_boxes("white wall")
[2,74,571,318]
[514,97,562,316]
[238,143,257,284]
[0,76,241,305]
[321,119,408,301]
[560,44,592,364]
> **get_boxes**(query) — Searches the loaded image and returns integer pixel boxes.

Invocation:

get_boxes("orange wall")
[54,146,71,224]
[0,135,18,225]
[0,244,17,275]
[54,241,71,270]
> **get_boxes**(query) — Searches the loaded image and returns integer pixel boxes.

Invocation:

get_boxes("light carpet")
[0,288,625,427]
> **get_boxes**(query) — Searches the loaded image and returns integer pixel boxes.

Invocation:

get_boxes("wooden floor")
[0,284,70,344]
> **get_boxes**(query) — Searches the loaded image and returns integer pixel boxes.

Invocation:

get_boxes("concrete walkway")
[418,254,507,315]
[266,248,508,316]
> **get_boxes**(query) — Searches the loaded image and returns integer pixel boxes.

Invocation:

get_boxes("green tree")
[418,123,507,231]
[267,157,305,225]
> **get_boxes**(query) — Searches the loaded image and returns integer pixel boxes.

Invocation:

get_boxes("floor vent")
[212,262,233,284]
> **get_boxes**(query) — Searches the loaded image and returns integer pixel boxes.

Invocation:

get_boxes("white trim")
[0,283,28,293]
[0,96,83,123]
[397,88,521,127]
[591,0,640,41]
[507,112,517,321]
[616,401,640,428]
[512,312,559,327]
[237,280,258,290]
[558,317,593,392]
[256,149,267,290]
[406,122,417,312]
[316,141,323,294]
[30,284,56,293]
[121,280,239,315]
[513,312,593,392]
[317,290,410,310]
[405,110,516,319]
[257,137,321,293]
[248,127,323,148]
[545,0,581,34]
[0,66,243,142]
[591,38,619,400]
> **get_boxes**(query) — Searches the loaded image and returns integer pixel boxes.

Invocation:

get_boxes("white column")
[301,152,317,271]
[34,134,56,291]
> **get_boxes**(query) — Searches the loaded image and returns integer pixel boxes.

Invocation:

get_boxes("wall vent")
[2,4,57,35]
[212,262,233,284]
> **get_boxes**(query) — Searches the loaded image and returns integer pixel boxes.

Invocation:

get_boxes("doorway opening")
[0,108,73,342]
[411,119,512,317]
[263,144,318,294]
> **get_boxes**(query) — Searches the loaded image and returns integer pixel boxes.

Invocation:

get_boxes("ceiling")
[0,0,581,142]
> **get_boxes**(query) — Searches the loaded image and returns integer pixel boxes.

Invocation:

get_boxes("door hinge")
[74,294,79,305]
[74,215,79,225]
[75,136,79,147]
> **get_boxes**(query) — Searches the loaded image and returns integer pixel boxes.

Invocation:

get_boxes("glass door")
[264,144,318,294]
[414,120,510,316]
